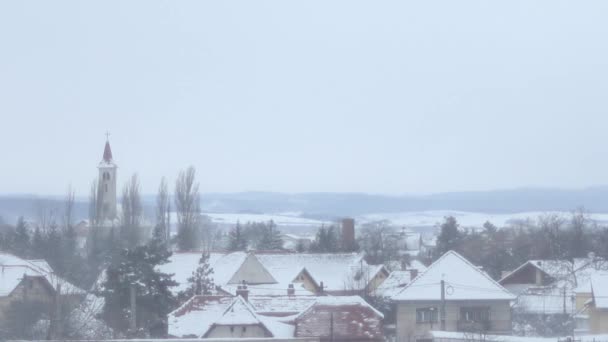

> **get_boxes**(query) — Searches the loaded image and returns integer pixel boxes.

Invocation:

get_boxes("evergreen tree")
[180,252,214,301]
[100,237,177,337]
[31,227,44,259]
[227,221,247,251]
[256,220,283,250]
[13,217,30,257]
[434,216,463,258]
[310,225,339,252]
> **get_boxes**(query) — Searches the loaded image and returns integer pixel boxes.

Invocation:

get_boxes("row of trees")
[433,210,608,279]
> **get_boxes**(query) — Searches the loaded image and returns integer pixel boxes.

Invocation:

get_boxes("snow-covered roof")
[170,294,295,338]
[169,295,234,337]
[256,253,379,292]
[0,253,84,296]
[375,270,412,297]
[159,252,248,294]
[513,287,575,314]
[295,295,384,341]
[222,282,313,297]
[591,274,608,309]
[248,295,318,316]
[393,251,515,301]
[213,296,267,326]
[501,258,608,294]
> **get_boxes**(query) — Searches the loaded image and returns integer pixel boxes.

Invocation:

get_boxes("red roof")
[295,298,384,341]
[102,141,113,162]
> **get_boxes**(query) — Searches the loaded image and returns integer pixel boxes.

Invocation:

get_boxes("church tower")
[97,138,117,221]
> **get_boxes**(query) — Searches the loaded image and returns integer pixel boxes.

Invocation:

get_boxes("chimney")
[409,269,419,279]
[236,282,249,302]
[318,281,324,295]
[287,283,295,296]
[341,218,355,251]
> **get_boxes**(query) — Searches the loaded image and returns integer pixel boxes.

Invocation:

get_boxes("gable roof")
[168,295,234,337]
[500,258,607,294]
[256,253,378,292]
[159,252,249,294]
[393,250,515,301]
[591,274,608,309]
[0,253,84,297]
[375,270,412,297]
[294,296,384,341]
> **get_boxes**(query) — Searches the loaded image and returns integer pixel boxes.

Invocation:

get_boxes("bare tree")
[120,174,143,246]
[175,166,201,251]
[88,180,101,227]
[155,177,171,243]
[63,185,76,231]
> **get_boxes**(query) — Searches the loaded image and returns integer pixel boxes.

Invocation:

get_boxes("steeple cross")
[105,131,111,141]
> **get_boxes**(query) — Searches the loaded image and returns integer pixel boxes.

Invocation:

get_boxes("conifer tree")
[13,217,30,258]
[227,221,247,251]
[257,220,283,250]
[100,237,177,337]
[180,252,214,301]
[434,216,464,259]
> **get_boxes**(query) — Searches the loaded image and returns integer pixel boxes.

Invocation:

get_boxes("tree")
[89,180,101,226]
[180,252,214,301]
[13,216,30,257]
[358,221,399,264]
[256,220,283,250]
[154,177,171,244]
[434,216,463,258]
[175,166,200,251]
[100,238,177,337]
[121,174,143,247]
[310,225,339,253]
[227,221,247,251]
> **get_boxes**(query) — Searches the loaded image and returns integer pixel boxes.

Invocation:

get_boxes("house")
[169,288,383,341]
[0,253,85,329]
[393,251,515,342]
[169,293,295,338]
[294,296,384,342]
[586,274,608,334]
[281,234,314,251]
[160,251,389,297]
[499,258,608,335]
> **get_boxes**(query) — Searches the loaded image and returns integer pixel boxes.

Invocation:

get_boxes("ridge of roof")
[393,250,514,301]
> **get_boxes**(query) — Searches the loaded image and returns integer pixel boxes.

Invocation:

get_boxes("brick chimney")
[287,283,295,296]
[236,283,249,302]
[409,269,419,279]
[341,218,355,251]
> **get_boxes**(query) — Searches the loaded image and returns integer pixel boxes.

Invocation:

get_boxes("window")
[230,327,234,333]
[105,183,108,192]
[242,327,247,333]
[460,307,490,322]
[416,307,438,323]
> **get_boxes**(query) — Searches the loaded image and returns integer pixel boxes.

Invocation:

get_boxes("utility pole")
[440,280,446,331]
[563,287,567,315]
[47,283,62,340]
[129,284,137,335]
[330,312,334,342]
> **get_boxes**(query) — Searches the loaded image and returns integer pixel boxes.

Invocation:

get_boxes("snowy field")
[359,210,608,229]
[170,210,608,232]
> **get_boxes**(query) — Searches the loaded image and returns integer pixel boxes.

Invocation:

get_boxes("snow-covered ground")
[168,210,608,233]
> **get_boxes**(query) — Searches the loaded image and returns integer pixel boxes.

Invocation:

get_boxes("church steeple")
[97,135,118,222]
[102,140,113,163]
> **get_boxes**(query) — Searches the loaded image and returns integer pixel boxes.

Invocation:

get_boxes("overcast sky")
[1,1,607,196]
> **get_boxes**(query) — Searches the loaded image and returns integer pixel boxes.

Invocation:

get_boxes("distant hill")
[1,187,607,224]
